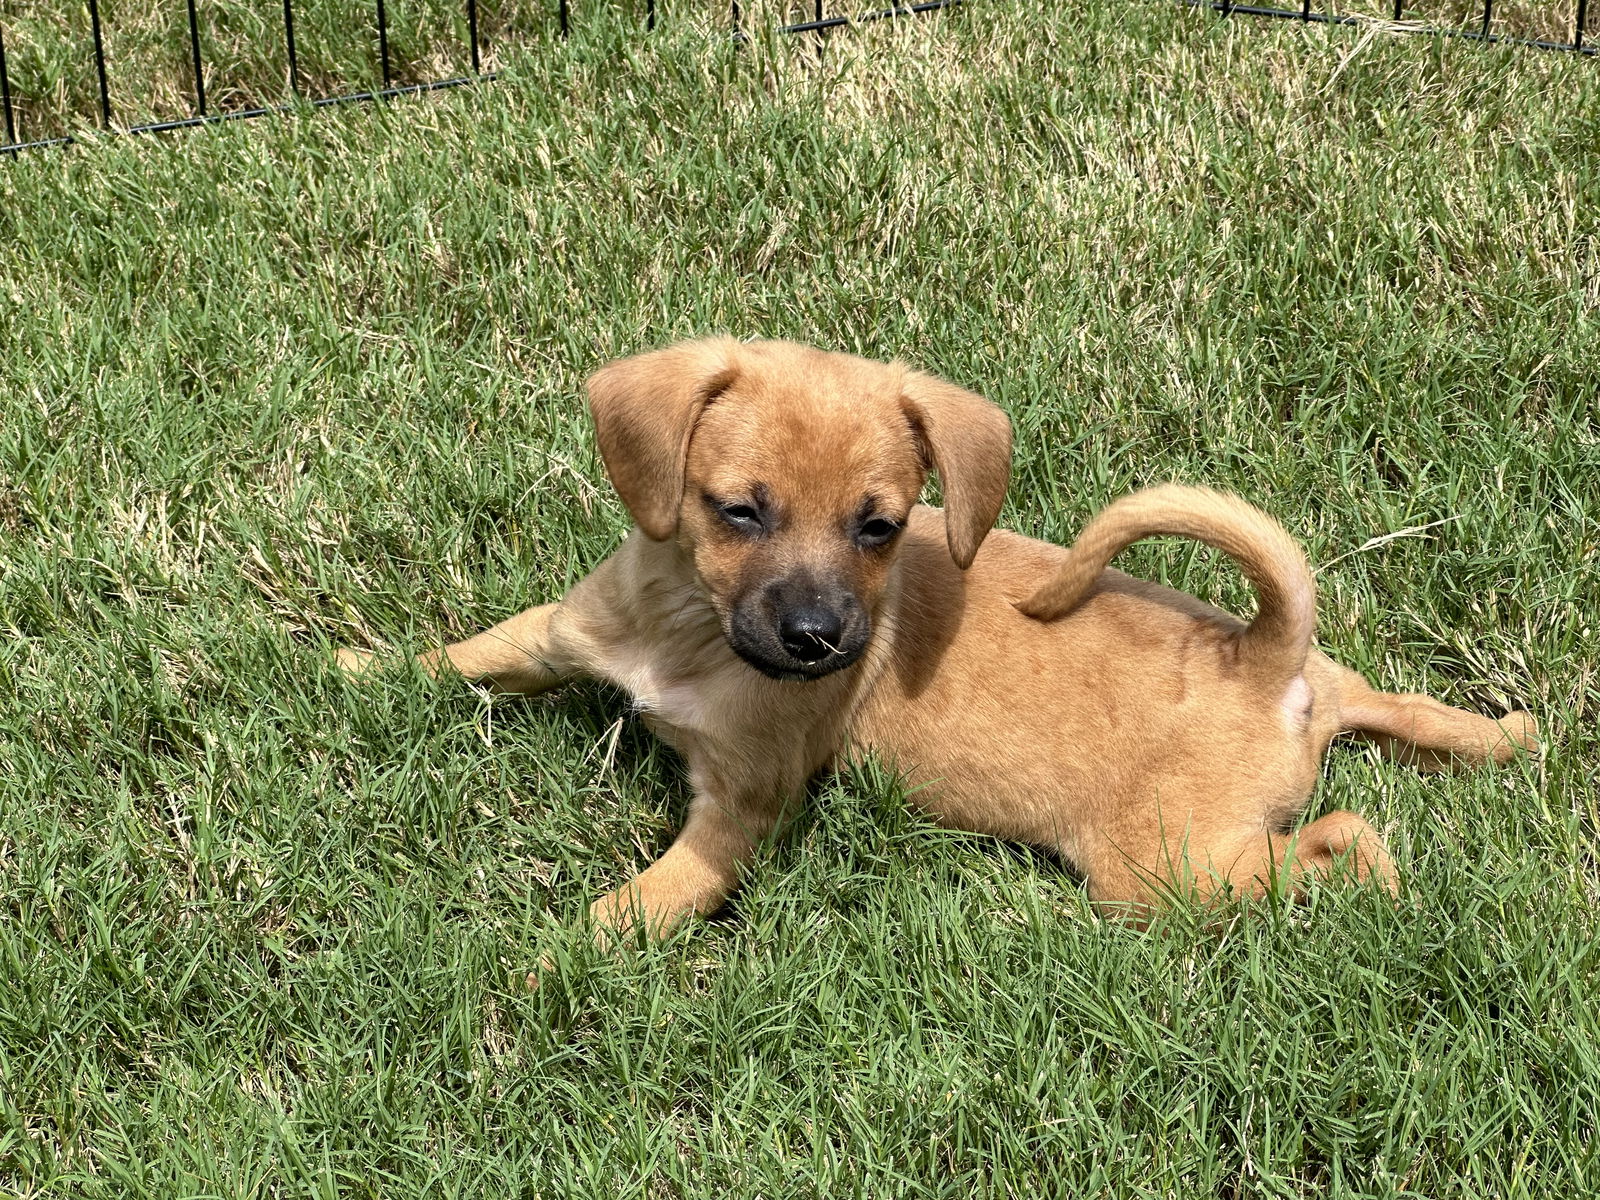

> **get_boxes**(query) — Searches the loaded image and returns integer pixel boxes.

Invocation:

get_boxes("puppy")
[339,338,1537,945]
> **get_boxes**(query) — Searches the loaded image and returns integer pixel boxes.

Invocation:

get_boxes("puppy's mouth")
[728,638,868,682]
[725,591,871,682]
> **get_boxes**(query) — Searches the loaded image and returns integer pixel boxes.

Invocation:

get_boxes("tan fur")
[338,339,1538,966]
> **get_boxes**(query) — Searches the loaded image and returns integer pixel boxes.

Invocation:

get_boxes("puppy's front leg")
[587,773,791,946]
[339,601,579,695]
[426,602,576,694]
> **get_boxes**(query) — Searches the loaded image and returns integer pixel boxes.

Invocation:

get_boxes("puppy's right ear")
[586,338,743,540]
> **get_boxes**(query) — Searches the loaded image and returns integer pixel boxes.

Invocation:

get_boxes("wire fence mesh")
[0,0,960,154]
[3,0,1590,156]
[1196,0,1592,57]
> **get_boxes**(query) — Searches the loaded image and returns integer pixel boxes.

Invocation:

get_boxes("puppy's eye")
[715,502,765,535]
[856,517,901,548]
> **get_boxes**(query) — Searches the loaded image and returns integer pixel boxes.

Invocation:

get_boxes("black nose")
[779,604,844,663]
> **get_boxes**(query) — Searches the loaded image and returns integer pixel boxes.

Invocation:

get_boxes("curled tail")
[1016,484,1317,679]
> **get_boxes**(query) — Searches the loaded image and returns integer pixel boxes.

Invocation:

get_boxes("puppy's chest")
[591,638,753,744]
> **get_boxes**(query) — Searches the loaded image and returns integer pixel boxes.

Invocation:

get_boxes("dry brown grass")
[1,0,1589,147]
[0,0,554,142]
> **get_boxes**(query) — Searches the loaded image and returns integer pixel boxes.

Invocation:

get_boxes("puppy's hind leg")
[1336,669,1538,773]
[1083,809,1397,917]
[1268,810,1397,894]
[338,601,579,696]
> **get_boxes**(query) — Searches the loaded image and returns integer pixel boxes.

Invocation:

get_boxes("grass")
[0,0,551,144]
[1,0,1598,1195]
[0,0,818,145]
[0,0,1591,145]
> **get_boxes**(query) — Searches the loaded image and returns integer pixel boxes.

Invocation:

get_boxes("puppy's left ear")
[902,372,1012,569]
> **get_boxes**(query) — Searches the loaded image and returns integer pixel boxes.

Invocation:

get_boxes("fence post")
[187,0,208,116]
[377,0,393,88]
[0,26,16,147]
[89,0,112,127]
[282,0,302,94]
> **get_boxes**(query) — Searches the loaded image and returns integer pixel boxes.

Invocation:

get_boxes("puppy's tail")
[1016,484,1317,680]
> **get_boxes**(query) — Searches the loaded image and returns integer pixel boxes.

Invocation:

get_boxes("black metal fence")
[1197,0,1592,56]
[0,0,958,155]
[4,0,1589,156]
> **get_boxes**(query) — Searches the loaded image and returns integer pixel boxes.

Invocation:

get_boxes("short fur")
[339,339,1537,963]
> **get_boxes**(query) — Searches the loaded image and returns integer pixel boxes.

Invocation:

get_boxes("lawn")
[1,1,1598,1195]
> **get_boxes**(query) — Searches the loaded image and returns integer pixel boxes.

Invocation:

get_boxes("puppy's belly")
[856,690,1321,868]
[849,577,1324,855]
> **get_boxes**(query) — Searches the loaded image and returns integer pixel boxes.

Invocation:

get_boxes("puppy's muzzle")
[728,574,871,681]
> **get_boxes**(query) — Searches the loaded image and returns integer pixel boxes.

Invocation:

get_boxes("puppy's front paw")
[335,647,379,676]
[1495,710,1540,760]
[522,926,600,991]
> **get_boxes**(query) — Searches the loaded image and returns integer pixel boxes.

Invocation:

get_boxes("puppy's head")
[588,338,1011,681]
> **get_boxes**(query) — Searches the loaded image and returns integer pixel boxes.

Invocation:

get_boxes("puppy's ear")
[586,338,743,540]
[902,372,1012,569]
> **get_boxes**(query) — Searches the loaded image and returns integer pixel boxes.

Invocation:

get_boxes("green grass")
[0,0,545,141]
[0,0,1589,145]
[2,2,1598,1195]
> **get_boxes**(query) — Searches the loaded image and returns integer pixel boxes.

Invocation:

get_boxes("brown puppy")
[339,338,1538,945]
